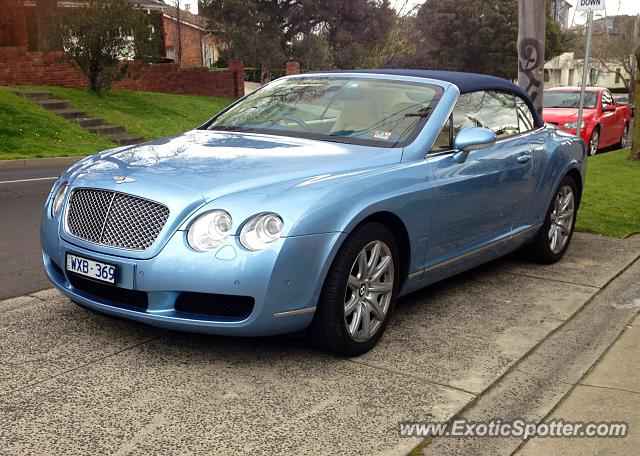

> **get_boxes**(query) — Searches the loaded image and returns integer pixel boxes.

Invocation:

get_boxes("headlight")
[187,210,233,252]
[240,213,284,251]
[562,121,586,130]
[51,183,68,217]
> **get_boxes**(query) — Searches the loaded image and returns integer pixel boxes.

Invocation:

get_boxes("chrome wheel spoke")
[344,293,359,316]
[367,242,382,275]
[365,296,385,321]
[360,305,371,337]
[348,274,361,291]
[349,304,363,335]
[368,281,392,293]
[357,251,367,280]
[370,255,391,282]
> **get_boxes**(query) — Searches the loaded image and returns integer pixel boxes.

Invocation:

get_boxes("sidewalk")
[517,313,640,455]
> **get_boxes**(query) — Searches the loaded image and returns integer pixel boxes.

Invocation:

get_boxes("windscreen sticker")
[372,131,393,140]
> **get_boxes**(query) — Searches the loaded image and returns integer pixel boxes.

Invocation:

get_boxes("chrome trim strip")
[274,307,317,318]
[408,224,542,279]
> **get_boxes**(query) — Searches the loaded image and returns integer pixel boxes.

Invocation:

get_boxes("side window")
[452,91,520,139]
[516,97,535,133]
[601,90,614,108]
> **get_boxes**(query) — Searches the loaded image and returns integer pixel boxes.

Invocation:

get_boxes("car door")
[425,90,533,268]
[599,89,620,146]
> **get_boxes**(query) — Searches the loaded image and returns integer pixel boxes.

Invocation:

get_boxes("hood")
[543,107,596,125]
[69,130,402,203]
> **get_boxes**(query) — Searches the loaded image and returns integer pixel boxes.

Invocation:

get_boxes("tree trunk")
[176,4,182,66]
[631,46,640,161]
[517,0,546,116]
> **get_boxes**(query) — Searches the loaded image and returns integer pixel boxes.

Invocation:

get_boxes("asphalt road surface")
[0,158,79,300]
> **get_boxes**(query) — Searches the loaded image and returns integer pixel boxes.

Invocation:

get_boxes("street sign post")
[576,0,605,143]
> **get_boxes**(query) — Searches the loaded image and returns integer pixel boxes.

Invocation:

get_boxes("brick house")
[1,0,219,68]
[162,6,219,67]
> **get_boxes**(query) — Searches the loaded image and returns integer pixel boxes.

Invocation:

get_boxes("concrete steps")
[72,118,104,128]
[50,108,87,119]
[11,89,145,146]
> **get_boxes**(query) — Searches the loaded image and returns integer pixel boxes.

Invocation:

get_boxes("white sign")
[576,0,606,11]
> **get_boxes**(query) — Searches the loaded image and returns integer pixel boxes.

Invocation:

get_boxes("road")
[0,158,78,300]
[1,233,639,454]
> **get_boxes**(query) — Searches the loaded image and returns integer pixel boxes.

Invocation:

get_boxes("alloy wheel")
[548,185,575,254]
[344,240,394,342]
[589,130,599,156]
[621,125,629,148]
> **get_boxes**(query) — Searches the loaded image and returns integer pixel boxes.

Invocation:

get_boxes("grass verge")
[0,89,114,160]
[23,86,234,140]
[576,148,640,238]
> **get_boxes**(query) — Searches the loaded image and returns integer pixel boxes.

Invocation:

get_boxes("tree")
[589,16,640,99]
[165,0,184,65]
[201,0,398,74]
[414,0,569,80]
[57,0,150,90]
[631,46,640,161]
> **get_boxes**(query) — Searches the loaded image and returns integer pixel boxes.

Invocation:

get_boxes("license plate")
[66,253,116,285]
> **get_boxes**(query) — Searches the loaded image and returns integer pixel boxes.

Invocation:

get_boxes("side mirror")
[452,127,497,163]
[603,104,616,112]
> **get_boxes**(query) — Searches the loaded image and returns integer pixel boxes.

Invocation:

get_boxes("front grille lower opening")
[175,292,255,319]
[68,273,148,310]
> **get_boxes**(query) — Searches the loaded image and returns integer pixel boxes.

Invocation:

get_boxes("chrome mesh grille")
[66,189,170,251]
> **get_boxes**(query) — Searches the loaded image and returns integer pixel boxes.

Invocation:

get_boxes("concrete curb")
[0,156,83,170]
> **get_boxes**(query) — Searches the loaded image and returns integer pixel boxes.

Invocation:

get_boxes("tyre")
[308,222,399,356]
[588,127,600,156]
[616,123,629,150]
[524,175,578,264]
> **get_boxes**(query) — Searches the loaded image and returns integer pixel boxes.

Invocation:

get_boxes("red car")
[543,87,631,156]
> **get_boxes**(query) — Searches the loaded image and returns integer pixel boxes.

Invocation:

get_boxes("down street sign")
[576,0,605,11]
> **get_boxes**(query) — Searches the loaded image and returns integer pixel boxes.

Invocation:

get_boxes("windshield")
[204,77,442,147]
[543,91,598,109]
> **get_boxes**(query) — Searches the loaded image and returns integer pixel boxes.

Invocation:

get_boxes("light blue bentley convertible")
[42,70,586,355]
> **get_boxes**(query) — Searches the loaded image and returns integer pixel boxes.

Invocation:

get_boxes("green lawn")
[576,148,640,238]
[25,86,234,140]
[0,89,115,160]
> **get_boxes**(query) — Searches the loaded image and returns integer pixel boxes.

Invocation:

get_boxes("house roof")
[163,6,209,31]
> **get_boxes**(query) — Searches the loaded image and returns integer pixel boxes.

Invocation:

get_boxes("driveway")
[2,232,639,455]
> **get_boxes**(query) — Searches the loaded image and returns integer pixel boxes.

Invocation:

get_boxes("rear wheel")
[588,127,600,156]
[308,222,399,356]
[616,123,629,149]
[524,175,578,264]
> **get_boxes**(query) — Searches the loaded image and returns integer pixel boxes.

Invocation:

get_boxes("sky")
[393,0,640,23]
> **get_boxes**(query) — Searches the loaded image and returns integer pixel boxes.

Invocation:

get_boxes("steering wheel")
[272,114,312,132]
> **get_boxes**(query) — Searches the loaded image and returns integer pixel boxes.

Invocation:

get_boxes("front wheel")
[523,175,578,264]
[588,127,600,156]
[308,222,399,356]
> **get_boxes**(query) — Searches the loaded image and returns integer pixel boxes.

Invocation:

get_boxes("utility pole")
[517,0,546,116]
[576,10,594,142]
[575,0,606,142]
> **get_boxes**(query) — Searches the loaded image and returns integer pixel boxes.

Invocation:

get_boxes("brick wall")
[0,47,244,98]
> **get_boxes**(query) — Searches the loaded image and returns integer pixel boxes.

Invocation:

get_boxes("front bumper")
[42,220,345,337]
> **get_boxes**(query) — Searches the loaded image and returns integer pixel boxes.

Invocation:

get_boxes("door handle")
[516,153,531,164]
